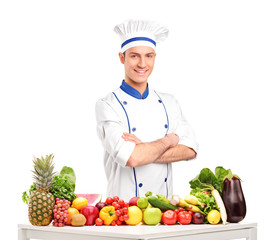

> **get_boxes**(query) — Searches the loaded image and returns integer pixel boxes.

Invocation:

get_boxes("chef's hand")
[122,133,142,144]
[165,133,179,148]
[122,133,179,147]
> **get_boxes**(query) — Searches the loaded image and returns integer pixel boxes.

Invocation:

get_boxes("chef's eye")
[130,55,137,58]
[147,54,153,58]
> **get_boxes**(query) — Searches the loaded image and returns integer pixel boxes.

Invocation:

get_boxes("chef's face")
[119,46,156,87]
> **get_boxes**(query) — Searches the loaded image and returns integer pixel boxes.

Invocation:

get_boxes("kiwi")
[71,213,86,226]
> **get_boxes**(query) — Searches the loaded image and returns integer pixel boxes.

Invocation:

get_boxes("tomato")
[112,196,119,202]
[105,197,113,205]
[95,217,104,226]
[203,191,210,195]
[115,209,122,217]
[116,219,123,225]
[162,210,178,225]
[118,199,125,207]
[112,201,120,210]
[123,214,129,221]
[122,207,128,214]
[178,211,192,225]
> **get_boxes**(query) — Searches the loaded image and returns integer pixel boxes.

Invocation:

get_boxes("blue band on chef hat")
[121,37,156,49]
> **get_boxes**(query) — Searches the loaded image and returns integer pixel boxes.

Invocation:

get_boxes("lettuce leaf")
[190,188,219,215]
[49,166,77,201]
[50,175,76,201]
[189,168,222,193]
[60,166,76,191]
[189,166,230,194]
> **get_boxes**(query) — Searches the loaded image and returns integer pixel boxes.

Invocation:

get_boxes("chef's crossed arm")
[96,97,198,169]
[122,132,196,167]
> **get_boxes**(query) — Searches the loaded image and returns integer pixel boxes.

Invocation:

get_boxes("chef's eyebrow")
[128,52,155,55]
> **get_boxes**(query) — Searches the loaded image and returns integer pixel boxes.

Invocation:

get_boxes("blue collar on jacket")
[120,80,149,99]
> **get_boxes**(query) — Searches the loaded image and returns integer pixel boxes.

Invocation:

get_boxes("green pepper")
[157,194,170,204]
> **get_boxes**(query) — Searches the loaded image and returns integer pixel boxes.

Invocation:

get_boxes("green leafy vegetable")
[190,188,219,215]
[189,168,222,193]
[215,166,229,192]
[22,183,37,204]
[189,166,233,194]
[50,171,76,202]
[59,166,76,191]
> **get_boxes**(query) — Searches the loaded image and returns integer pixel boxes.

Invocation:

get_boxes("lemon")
[71,197,88,211]
[125,206,143,225]
[207,210,221,224]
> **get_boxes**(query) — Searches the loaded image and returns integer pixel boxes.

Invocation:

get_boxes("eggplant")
[222,176,246,223]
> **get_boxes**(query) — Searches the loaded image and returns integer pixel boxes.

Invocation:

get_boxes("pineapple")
[28,154,56,226]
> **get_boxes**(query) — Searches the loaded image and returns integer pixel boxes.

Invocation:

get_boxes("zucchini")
[147,196,178,212]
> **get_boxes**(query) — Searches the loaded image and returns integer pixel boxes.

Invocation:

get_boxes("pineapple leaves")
[31,154,57,191]
[23,154,77,204]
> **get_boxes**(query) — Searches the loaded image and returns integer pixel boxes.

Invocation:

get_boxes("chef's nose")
[138,57,146,68]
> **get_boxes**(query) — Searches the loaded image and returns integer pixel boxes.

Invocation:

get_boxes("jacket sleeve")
[95,99,135,167]
[170,97,199,155]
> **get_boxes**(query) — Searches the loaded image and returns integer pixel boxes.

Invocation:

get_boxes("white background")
[1,0,277,239]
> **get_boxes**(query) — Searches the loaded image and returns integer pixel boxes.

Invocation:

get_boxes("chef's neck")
[124,79,148,96]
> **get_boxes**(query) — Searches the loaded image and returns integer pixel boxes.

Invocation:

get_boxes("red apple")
[129,196,140,206]
[80,206,99,225]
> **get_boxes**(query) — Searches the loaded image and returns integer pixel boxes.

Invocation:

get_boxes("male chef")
[95,19,199,201]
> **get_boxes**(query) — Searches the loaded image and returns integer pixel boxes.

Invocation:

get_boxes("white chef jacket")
[95,80,198,201]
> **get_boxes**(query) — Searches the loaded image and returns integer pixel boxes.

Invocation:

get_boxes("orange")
[71,197,88,211]
[66,207,79,225]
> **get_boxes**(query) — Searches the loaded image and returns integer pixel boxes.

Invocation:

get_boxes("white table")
[18,222,257,240]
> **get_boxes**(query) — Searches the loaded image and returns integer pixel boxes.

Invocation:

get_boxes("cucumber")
[147,196,178,212]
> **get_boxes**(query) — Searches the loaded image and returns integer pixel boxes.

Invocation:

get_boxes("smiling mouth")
[134,69,148,75]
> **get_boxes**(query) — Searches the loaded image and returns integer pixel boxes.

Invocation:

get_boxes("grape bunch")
[53,198,71,227]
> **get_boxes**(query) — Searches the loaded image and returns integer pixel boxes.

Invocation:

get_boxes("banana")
[184,195,206,208]
[184,195,199,205]
[178,198,204,213]
[178,198,189,208]
[185,205,203,213]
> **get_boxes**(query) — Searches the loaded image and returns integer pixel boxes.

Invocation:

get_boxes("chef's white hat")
[114,19,169,53]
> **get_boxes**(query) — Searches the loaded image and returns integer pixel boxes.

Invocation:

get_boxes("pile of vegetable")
[22,157,246,227]
[189,166,246,224]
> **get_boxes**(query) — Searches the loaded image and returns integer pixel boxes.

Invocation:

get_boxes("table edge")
[18,222,258,239]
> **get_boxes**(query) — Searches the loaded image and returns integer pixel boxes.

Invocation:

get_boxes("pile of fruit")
[22,155,246,227]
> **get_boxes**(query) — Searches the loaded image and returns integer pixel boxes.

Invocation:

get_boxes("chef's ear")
[119,52,125,64]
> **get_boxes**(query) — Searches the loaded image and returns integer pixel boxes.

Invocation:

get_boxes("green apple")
[137,197,148,209]
[143,207,162,225]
